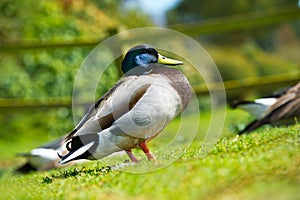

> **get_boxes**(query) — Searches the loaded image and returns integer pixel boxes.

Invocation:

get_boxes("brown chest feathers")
[150,66,192,111]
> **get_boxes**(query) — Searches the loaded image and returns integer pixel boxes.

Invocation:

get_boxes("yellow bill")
[158,54,183,65]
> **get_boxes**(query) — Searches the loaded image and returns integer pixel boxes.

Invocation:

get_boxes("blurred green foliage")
[168,0,296,22]
[0,0,152,99]
[0,0,152,140]
[208,43,299,81]
[0,108,73,143]
[0,0,299,147]
[168,0,300,88]
[1,0,299,100]
[168,0,300,45]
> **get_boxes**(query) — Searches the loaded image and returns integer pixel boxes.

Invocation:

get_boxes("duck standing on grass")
[59,44,191,164]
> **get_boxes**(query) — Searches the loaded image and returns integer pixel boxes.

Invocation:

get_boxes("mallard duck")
[230,83,300,134]
[16,136,67,173]
[59,44,191,164]
[230,87,289,119]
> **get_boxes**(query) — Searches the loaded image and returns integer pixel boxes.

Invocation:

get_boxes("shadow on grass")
[42,165,112,184]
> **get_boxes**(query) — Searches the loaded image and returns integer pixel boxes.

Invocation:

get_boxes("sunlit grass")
[0,109,299,199]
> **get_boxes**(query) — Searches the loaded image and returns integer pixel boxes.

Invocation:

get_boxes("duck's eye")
[162,57,166,59]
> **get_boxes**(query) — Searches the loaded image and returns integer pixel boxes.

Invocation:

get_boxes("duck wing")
[65,80,123,141]
[264,82,300,121]
[65,76,152,141]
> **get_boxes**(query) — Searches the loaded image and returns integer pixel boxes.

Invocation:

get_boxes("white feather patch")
[254,98,277,106]
[59,141,94,164]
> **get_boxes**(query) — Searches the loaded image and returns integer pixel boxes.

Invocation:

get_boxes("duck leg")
[139,141,156,161]
[125,150,139,163]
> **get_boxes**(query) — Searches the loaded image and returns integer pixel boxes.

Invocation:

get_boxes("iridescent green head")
[121,44,183,74]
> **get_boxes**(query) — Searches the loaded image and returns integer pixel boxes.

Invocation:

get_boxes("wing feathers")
[65,78,152,141]
[65,80,125,140]
[239,82,300,134]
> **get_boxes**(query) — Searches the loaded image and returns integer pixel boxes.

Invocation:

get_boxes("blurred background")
[0,0,299,166]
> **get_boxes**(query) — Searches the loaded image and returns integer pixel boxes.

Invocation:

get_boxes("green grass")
[0,109,299,200]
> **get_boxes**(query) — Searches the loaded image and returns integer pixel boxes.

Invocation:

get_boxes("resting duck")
[16,136,67,173]
[59,44,191,164]
[230,83,300,134]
